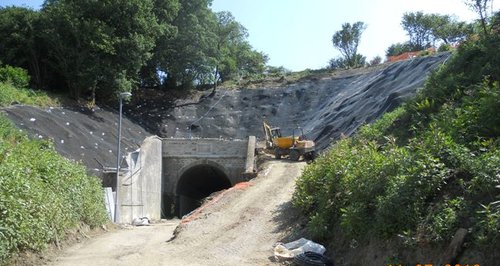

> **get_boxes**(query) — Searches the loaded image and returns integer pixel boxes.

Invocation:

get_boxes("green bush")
[0,65,30,89]
[438,43,453,52]
[0,115,108,262]
[0,82,57,107]
[293,33,500,248]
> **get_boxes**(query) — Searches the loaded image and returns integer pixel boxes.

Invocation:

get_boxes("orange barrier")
[387,48,436,63]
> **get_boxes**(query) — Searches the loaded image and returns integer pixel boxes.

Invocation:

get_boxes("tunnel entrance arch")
[175,161,231,217]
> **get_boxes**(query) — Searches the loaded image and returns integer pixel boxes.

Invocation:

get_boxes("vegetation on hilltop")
[0,0,267,104]
[293,10,500,264]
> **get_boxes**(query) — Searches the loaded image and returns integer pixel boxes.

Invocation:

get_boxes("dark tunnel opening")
[175,164,231,217]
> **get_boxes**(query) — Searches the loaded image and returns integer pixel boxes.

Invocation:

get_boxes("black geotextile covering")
[2,53,449,175]
[2,105,151,177]
[157,53,450,150]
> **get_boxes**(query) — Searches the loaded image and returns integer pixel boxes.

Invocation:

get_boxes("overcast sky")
[3,0,497,71]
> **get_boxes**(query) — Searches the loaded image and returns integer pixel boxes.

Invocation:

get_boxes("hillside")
[3,105,150,177]
[2,54,449,176]
[129,53,449,151]
[293,34,500,265]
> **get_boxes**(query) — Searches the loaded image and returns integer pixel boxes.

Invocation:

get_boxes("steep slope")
[2,105,150,177]
[2,53,449,175]
[153,53,449,150]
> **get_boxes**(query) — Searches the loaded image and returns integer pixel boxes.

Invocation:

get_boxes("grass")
[0,82,59,107]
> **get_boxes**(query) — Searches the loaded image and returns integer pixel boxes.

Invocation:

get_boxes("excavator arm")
[262,121,274,149]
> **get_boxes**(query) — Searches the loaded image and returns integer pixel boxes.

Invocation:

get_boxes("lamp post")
[115,91,132,223]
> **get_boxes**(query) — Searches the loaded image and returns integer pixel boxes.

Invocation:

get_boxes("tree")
[328,56,367,70]
[139,0,180,89]
[0,7,44,88]
[368,56,382,66]
[41,0,161,101]
[213,11,247,86]
[400,12,471,52]
[386,42,416,57]
[328,57,347,70]
[401,12,435,50]
[214,12,267,83]
[161,0,218,89]
[155,2,267,89]
[331,21,367,68]
[464,0,492,35]
[431,15,472,44]
[233,41,268,79]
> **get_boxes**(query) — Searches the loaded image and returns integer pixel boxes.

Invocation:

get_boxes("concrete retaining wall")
[118,136,162,223]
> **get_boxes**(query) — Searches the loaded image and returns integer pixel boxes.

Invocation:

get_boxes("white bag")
[273,238,326,260]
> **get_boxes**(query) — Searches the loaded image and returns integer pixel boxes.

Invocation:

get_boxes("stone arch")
[175,160,231,217]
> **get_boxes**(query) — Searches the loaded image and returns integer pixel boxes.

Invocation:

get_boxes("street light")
[115,91,132,223]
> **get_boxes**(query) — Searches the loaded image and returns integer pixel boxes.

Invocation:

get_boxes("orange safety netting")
[387,48,436,63]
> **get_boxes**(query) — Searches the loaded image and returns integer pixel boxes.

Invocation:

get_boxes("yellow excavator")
[262,121,316,162]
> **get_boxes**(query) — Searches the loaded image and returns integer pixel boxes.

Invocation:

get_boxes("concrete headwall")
[119,136,162,223]
[162,138,251,196]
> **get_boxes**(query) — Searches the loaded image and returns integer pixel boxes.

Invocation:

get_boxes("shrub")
[293,14,500,256]
[0,65,30,89]
[438,43,453,52]
[0,115,108,262]
[0,82,57,107]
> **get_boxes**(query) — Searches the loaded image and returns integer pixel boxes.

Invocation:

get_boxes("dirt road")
[50,160,305,266]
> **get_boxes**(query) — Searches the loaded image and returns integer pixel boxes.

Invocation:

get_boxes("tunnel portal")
[176,164,231,217]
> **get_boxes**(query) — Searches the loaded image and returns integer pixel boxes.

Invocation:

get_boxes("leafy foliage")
[401,12,435,50]
[367,56,382,66]
[293,20,500,250]
[40,0,162,100]
[431,15,472,45]
[399,12,471,53]
[0,1,267,101]
[0,65,30,89]
[464,0,493,35]
[331,22,367,68]
[0,7,44,88]
[0,115,108,262]
[385,42,417,57]
[0,67,56,107]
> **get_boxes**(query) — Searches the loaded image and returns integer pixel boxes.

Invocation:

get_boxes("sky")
[2,0,497,71]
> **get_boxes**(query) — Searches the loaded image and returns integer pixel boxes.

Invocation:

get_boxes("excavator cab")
[270,126,282,139]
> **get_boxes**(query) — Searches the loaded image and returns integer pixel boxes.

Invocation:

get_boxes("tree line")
[0,0,267,103]
[329,0,496,69]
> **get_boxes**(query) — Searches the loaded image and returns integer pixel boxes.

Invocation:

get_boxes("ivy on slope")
[0,111,108,262]
[293,33,500,250]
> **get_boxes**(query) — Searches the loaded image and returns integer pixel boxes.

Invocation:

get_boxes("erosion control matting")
[2,53,449,175]
[152,53,450,150]
[2,105,151,176]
